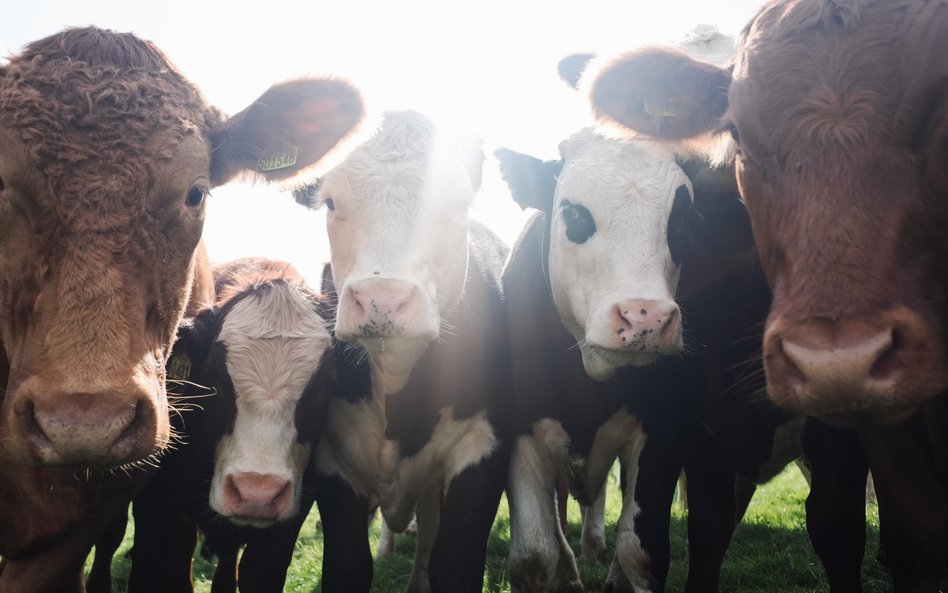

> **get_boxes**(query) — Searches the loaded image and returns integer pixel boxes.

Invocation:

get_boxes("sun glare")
[3,0,765,284]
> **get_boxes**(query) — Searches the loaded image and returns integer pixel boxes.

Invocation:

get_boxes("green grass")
[89,464,946,592]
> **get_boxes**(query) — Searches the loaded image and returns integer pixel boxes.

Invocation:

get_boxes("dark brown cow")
[585,1,948,591]
[0,26,363,593]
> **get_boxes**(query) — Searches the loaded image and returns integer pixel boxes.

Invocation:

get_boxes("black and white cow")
[308,110,512,593]
[121,257,338,593]
[497,122,868,593]
[498,128,697,593]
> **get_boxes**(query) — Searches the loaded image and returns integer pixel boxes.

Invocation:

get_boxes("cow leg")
[405,484,441,593]
[508,436,581,593]
[128,505,196,593]
[86,509,128,593]
[861,420,947,593]
[428,444,510,593]
[803,419,866,593]
[377,517,398,559]
[580,486,608,565]
[681,433,737,593]
[235,493,314,593]
[315,472,373,593]
[604,432,679,593]
[733,475,757,527]
[608,433,665,593]
[209,539,240,593]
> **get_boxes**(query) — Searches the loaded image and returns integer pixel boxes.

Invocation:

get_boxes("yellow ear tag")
[256,147,299,172]
[167,351,192,381]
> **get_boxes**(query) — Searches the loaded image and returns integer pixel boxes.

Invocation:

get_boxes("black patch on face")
[561,199,596,244]
[667,184,702,264]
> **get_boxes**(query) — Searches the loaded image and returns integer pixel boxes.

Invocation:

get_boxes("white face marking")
[208,282,332,525]
[549,129,688,380]
[319,111,480,393]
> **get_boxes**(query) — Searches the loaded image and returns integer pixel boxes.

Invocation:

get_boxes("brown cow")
[584,1,948,591]
[0,26,363,593]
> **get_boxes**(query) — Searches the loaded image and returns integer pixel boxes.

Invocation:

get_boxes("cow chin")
[361,336,431,394]
[581,345,661,382]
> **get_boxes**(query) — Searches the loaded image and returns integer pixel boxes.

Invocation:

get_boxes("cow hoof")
[580,543,608,566]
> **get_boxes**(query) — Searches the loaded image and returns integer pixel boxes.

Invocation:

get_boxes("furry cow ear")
[495,148,562,214]
[558,53,596,89]
[210,78,365,186]
[170,308,217,380]
[589,48,731,140]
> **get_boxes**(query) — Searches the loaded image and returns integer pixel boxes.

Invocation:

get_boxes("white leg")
[377,517,398,559]
[406,485,441,593]
[580,486,607,565]
[508,436,580,593]
[609,435,655,593]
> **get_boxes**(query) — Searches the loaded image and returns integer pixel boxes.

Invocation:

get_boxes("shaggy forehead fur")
[558,129,684,212]
[732,0,948,161]
[0,27,220,233]
[326,111,436,214]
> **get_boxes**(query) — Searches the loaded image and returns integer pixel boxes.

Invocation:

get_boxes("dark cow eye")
[561,199,596,244]
[185,187,206,208]
[727,124,740,144]
[324,197,335,211]
[667,184,702,264]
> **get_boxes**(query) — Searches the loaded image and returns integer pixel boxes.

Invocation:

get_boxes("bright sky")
[3,0,765,283]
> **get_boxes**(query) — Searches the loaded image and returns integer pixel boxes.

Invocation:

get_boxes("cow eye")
[324,197,335,211]
[727,124,741,144]
[560,199,596,244]
[185,187,206,208]
[0,176,5,191]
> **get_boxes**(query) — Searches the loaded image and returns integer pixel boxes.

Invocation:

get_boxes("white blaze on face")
[319,111,479,393]
[549,129,689,381]
[209,282,332,526]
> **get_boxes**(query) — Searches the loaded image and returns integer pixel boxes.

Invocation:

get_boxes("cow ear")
[170,308,216,380]
[589,48,731,140]
[558,53,596,89]
[495,148,562,214]
[210,78,365,186]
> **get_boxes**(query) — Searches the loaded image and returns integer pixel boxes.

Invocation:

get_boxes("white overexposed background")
[2,0,765,283]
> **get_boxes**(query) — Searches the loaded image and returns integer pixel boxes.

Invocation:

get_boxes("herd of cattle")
[0,1,946,592]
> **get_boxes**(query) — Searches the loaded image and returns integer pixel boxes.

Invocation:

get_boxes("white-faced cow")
[497,129,688,593]
[0,26,363,593]
[307,110,512,593]
[586,2,948,591]
[111,257,337,593]
[498,121,869,593]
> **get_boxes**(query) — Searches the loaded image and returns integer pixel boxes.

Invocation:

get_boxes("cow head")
[586,3,948,423]
[315,111,483,393]
[0,27,363,467]
[175,260,335,527]
[496,129,704,381]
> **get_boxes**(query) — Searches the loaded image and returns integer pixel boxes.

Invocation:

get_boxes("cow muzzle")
[764,305,948,424]
[6,377,168,467]
[217,471,294,527]
[336,276,439,343]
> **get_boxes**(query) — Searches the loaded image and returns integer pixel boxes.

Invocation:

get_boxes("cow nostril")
[396,286,418,314]
[776,337,807,388]
[223,475,242,509]
[869,328,900,381]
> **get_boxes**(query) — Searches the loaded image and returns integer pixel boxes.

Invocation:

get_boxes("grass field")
[87,462,946,593]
